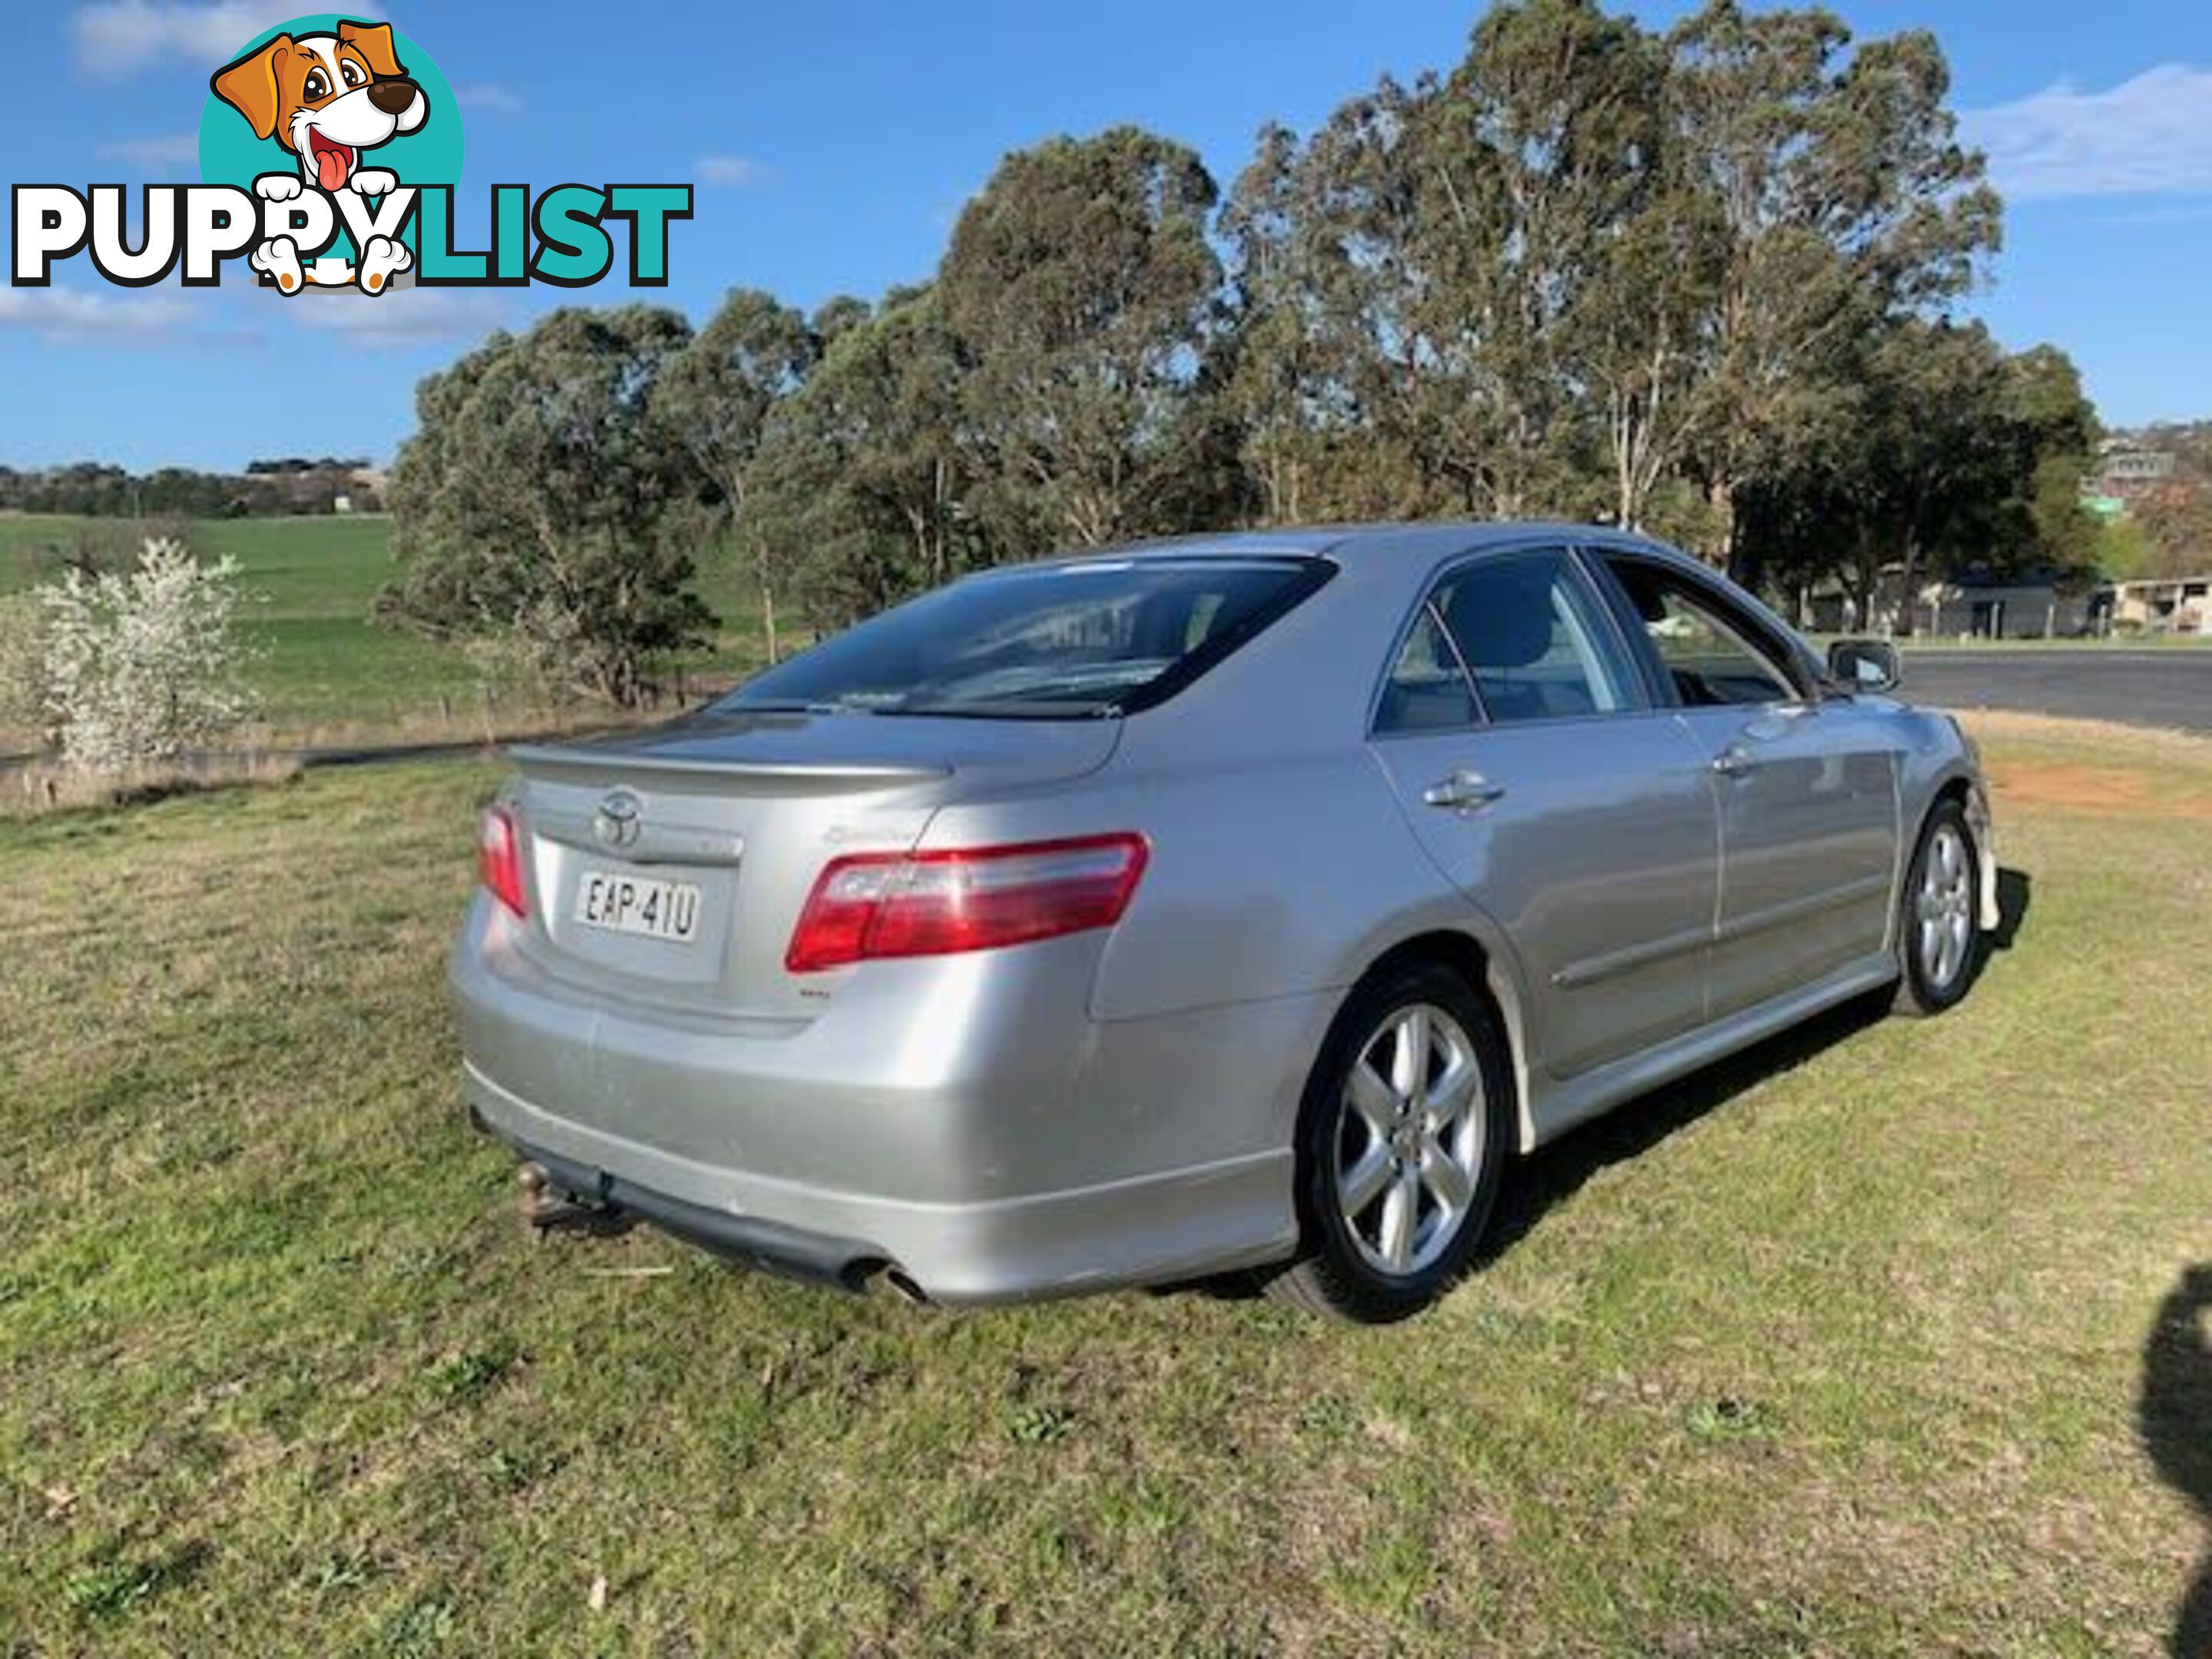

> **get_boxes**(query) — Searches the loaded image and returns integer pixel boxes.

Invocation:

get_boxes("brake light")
[478,804,528,918]
[785,833,1148,972]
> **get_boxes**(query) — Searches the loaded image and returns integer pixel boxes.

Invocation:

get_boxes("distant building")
[2096,576,2212,635]
[1803,566,2093,638]
[1913,570,2094,639]
[2085,442,2174,508]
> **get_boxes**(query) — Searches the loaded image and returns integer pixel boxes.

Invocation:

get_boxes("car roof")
[1040,522,1684,565]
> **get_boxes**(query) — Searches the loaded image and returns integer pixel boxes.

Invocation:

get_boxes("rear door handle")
[1423,770,1507,811]
[1712,747,1758,779]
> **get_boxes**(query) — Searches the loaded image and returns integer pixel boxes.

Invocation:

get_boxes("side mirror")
[1827,637,1901,694]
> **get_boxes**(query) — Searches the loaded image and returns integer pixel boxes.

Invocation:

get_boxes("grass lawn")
[0,514,768,746]
[0,713,2207,1654]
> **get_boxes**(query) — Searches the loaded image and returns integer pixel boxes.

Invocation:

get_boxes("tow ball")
[516,1161,632,1239]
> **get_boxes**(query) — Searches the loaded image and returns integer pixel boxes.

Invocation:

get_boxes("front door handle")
[1423,770,1507,811]
[1712,747,1758,779]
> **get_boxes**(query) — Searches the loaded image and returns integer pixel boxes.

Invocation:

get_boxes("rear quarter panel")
[912,535,1543,1138]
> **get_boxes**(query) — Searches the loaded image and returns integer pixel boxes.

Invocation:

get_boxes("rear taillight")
[478,804,528,918]
[785,833,1148,972]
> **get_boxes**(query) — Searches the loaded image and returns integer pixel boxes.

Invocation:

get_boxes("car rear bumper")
[449,898,1318,1303]
[481,1113,889,1291]
[463,1060,1293,1302]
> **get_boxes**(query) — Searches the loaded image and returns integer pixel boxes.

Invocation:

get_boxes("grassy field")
[0,513,766,746]
[1,713,2207,1654]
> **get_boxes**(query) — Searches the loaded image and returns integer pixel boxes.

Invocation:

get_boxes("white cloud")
[70,0,298,75]
[454,82,524,116]
[283,287,508,345]
[97,131,201,167]
[0,287,193,339]
[696,154,771,189]
[1962,63,2212,200]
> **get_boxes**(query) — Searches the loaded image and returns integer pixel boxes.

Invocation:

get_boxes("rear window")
[715,556,1330,719]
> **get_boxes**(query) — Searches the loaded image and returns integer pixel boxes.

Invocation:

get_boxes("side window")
[1430,551,1640,724]
[1604,559,1798,707]
[1376,604,1481,733]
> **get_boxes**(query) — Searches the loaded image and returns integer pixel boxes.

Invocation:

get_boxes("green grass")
[0,513,768,743]
[0,717,2207,1653]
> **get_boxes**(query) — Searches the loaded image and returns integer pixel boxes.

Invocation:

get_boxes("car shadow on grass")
[1479,863,2035,1270]
[1992,867,2031,951]
[2142,1263,2212,1658]
[1478,992,1888,1267]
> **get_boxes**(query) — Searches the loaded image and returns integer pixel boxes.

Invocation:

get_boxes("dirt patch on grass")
[1965,709,2212,767]
[1987,757,2212,824]
[1964,713,2212,823]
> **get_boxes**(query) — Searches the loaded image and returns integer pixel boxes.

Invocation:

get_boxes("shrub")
[0,593,48,745]
[39,537,260,772]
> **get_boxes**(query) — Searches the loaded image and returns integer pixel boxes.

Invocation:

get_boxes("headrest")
[1444,568,1556,671]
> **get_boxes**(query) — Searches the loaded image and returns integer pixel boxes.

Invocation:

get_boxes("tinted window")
[1604,559,1797,707]
[1377,604,1480,732]
[1376,550,1641,733]
[715,557,1327,719]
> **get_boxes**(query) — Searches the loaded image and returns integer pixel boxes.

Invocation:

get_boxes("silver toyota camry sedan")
[451,524,1997,1321]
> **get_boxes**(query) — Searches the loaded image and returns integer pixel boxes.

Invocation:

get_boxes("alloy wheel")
[1333,1002,1487,1277]
[1915,821,1975,992]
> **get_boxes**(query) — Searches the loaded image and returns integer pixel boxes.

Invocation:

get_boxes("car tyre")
[1263,962,1512,1323]
[1892,798,1983,1017]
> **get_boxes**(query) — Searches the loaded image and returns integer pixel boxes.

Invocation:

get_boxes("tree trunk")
[759,579,780,664]
[1896,531,1922,639]
[1705,475,1736,572]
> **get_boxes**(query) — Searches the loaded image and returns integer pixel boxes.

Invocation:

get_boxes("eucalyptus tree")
[749,290,980,631]
[1222,87,1442,523]
[379,306,716,707]
[1406,0,1662,518]
[1226,2,1687,525]
[1664,1,2001,568]
[939,127,1223,552]
[1742,327,2098,624]
[654,288,818,661]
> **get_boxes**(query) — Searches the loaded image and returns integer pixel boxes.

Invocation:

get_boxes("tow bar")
[516,1161,632,1239]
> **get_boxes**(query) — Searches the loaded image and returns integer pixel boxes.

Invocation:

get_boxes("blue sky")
[3,0,2209,471]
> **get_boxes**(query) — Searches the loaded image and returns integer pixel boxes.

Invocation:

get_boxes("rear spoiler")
[505,741,951,789]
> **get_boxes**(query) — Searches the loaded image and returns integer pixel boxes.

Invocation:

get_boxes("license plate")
[575,869,703,944]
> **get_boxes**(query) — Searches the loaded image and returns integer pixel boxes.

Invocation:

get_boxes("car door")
[1369,546,1721,1081]
[1593,551,1900,1019]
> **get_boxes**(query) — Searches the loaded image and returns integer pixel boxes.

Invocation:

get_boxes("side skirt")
[1523,952,1899,1150]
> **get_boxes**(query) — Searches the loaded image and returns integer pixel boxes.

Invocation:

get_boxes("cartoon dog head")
[210,21,427,193]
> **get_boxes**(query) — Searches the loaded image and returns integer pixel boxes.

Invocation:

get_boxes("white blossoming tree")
[39,537,259,772]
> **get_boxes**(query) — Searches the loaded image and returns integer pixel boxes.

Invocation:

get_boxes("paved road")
[1901,648,2212,733]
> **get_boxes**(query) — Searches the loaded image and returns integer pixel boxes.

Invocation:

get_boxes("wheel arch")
[1345,925,1538,1154]
[1917,767,1999,932]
